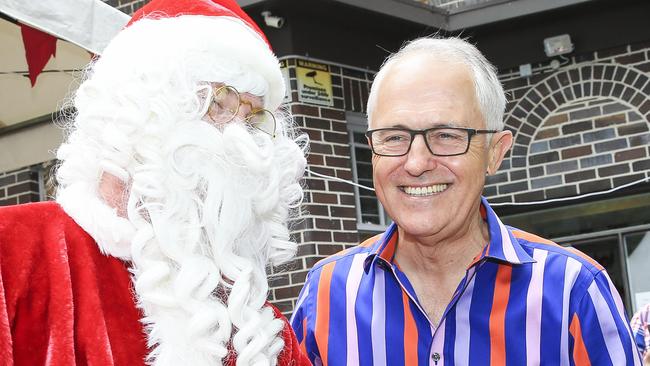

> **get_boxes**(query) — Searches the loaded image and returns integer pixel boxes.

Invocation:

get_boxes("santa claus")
[0,0,310,365]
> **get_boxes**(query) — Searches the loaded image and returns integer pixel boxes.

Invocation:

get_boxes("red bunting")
[20,23,57,87]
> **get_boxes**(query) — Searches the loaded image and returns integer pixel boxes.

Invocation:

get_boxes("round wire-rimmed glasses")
[206,85,277,138]
[365,126,498,157]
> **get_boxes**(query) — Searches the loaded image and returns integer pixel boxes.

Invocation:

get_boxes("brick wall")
[268,58,375,313]
[102,0,147,14]
[485,42,650,202]
[0,165,42,206]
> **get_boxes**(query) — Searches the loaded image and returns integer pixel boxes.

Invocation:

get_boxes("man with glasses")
[0,0,310,365]
[291,37,641,365]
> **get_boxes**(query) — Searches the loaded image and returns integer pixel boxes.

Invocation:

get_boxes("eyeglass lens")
[208,85,276,137]
[370,128,471,156]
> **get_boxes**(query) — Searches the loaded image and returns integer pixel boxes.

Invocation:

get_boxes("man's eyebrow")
[386,122,460,129]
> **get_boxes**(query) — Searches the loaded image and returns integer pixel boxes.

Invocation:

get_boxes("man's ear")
[486,130,513,175]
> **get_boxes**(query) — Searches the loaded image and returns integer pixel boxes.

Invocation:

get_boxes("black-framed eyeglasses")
[206,85,276,138]
[365,127,498,157]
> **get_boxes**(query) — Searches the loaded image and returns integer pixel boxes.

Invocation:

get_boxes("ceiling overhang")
[239,0,594,31]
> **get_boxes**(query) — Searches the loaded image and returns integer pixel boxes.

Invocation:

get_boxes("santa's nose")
[236,102,253,119]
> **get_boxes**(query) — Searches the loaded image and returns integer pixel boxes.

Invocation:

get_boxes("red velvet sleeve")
[270,304,312,366]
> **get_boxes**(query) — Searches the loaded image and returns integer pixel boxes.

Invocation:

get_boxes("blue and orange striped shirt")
[290,197,642,365]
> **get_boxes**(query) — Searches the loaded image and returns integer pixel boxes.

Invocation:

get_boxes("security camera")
[261,11,284,29]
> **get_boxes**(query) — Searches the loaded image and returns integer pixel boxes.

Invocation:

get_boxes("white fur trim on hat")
[112,15,285,111]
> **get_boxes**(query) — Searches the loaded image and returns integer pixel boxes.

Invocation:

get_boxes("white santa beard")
[126,120,303,366]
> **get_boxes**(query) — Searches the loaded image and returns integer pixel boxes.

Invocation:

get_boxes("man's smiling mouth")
[400,184,449,197]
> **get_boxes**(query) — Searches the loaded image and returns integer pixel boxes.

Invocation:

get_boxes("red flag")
[20,23,57,87]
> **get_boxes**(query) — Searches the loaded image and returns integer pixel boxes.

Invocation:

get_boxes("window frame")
[347,112,390,233]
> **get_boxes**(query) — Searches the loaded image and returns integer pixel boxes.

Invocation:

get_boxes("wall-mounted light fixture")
[543,34,574,57]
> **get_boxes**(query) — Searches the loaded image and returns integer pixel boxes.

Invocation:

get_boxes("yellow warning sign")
[296,60,333,107]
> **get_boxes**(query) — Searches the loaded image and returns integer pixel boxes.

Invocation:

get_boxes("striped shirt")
[290,197,642,365]
[631,303,650,355]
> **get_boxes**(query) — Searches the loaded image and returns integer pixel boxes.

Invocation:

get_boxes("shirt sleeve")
[290,276,319,364]
[570,270,643,365]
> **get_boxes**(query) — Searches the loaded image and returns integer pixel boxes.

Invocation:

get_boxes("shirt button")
[432,352,441,365]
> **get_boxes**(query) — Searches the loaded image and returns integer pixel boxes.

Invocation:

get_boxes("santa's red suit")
[0,201,309,365]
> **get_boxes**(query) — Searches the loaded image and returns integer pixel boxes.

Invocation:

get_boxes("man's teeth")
[403,184,448,196]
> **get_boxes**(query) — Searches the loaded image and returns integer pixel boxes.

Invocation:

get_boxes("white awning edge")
[0,0,129,54]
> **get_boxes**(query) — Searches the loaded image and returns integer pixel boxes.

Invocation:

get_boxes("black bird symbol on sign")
[305,70,322,85]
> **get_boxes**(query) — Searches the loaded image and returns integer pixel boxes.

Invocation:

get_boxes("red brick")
[291,271,309,284]
[330,206,356,218]
[0,197,18,206]
[305,178,326,191]
[614,173,647,186]
[304,128,323,142]
[315,218,342,230]
[598,164,630,177]
[544,114,568,126]
[327,181,354,194]
[331,121,348,133]
[305,256,326,268]
[565,169,596,183]
[304,117,331,130]
[562,145,592,159]
[309,166,335,176]
[333,232,359,243]
[325,156,350,168]
[615,147,647,162]
[579,179,612,194]
[594,113,626,128]
[333,145,351,156]
[291,104,319,116]
[317,244,344,255]
[268,274,290,287]
[335,169,353,180]
[303,230,333,242]
[307,154,324,165]
[296,243,316,256]
[303,204,329,216]
[339,194,355,205]
[323,131,349,144]
[342,220,357,230]
[618,122,649,136]
[320,108,345,120]
[536,128,560,140]
[274,285,303,299]
[16,170,38,181]
[0,175,17,186]
[310,142,333,154]
[312,193,338,204]
[7,182,39,196]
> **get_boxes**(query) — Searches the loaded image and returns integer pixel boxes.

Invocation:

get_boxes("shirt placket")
[383,257,482,366]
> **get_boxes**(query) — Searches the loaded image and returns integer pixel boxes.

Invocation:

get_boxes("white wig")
[56,15,307,366]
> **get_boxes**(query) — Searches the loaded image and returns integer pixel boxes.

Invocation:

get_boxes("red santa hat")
[125,0,285,110]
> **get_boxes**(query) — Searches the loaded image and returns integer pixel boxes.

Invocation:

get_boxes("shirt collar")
[478,196,535,265]
[363,224,398,273]
[363,196,535,272]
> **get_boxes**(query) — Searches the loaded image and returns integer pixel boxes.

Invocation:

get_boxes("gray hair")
[366,37,506,131]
